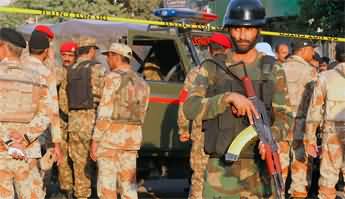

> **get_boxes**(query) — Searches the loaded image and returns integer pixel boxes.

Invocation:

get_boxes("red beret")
[34,25,54,39]
[60,41,78,53]
[209,32,232,49]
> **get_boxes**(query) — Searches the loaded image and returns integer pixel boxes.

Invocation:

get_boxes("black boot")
[64,190,74,199]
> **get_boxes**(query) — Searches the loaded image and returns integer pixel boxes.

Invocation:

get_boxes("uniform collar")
[26,55,44,65]
[77,56,91,63]
[289,55,312,68]
[112,67,132,73]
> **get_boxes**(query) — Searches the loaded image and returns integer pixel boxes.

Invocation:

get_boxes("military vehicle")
[128,8,218,178]
[17,9,218,179]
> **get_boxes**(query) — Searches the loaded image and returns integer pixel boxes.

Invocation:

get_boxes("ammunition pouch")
[203,55,274,158]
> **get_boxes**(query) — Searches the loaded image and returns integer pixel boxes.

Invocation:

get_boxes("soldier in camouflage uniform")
[59,36,105,199]
[21,27,63,164]
[178,32,231,199]
[22,25,57,74]
[281,39,318,198]
[33,25,59,74]
[143,62,162,81]
[183,0,292,198]
[57,41,78,198]
[305,43,345,199]
[0,28,52,199]
[90,43,150,199]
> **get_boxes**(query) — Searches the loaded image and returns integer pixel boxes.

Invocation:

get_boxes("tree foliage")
[124,0,162,20]
[0,0,128,27]
[295,0,344,36]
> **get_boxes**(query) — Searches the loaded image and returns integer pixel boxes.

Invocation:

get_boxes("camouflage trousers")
[278,140,291,185]
[318,127,345,199]
[96,147,138,199]
[289,139,308,198]
[58,129,73,191]
[189,131,209,199]
[0,158,45,199]
[68,110,96,198]
[203,157,274,199]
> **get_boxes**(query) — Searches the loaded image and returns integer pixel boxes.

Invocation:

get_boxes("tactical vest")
[111,70,149,125]
[323,66,345,121]
[203,55,275,158]
[67,60,98,110]
[0,62,44,123]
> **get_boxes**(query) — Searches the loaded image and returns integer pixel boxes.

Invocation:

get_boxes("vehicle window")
[132,38,186,83]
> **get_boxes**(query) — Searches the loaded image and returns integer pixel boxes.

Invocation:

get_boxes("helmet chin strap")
[230,34,260,54]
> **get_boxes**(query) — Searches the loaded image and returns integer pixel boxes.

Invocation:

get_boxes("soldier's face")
[302,46,315,62]
[61,51,76,67]
[277,45,289,62]
[229,27,259,53]
[106,52,120,70]
[319,62,328,72]
[90,47,97,60]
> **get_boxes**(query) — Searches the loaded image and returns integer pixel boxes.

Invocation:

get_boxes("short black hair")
[275,43,289,52]
[77,46,94,56]
[29,48,46,55]
[320,57,330,64]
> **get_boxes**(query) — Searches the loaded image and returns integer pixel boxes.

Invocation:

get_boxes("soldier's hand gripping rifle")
[212,61,284,198]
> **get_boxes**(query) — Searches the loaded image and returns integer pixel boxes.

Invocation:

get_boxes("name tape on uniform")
[0,6,344,42]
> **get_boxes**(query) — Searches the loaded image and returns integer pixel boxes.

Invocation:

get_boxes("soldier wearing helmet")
[183,0,292,198]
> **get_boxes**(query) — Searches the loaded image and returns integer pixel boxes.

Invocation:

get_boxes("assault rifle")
[212,60,284,198]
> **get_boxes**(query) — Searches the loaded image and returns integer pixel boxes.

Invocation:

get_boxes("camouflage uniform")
[282,55,318,198]
[183,52,292,198]
[59,53,105,198]
[23,56,63,144]
[0,58,52,199]
[143,62,162,81]
[57,66,74,191]
[306,62,345,199]
[93,67,150,199]
[178,66,209,199]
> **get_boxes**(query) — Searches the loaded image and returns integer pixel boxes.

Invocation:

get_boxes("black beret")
[0,28,26,48]
[29,31,49,50]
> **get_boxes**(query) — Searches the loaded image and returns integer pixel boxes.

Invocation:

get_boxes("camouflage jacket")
[183,51,292,142]
[282,55,318,140]
[306,62,345,145]
[0,58,51,158]
[177,66,202,137]
[93,68,150,150]
[57,66,69,131]
[23,56,62,143]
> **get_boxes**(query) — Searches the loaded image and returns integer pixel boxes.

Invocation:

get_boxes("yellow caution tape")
[261,31,345,42]
[0,6,344,42]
